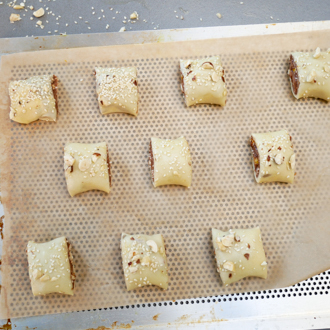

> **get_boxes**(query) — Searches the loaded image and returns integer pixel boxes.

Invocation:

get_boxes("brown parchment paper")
[1,29,330,318]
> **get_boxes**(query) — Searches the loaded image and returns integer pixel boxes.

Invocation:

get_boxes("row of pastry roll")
[8,48,329,125]
[63,130,295,197]
[26,226,267,296]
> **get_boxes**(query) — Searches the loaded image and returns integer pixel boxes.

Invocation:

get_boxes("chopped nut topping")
[289,153,295,170]
[146,240,158,253]
[201,62,214,69]
[141,256,150,266]
[185,60,192,69]
[129,266,138,273]
[244,253,250,260]
[32,269,42,280]
[39,274,50,282]
[119,27,126,32]
[211,72,219,82]
[50,277,58,282]
[216,240,227,252]
[79,158,91,172]
[221,234,234,247]
[223,261,235,272]
[130,11,138,19]
[64,154,75,169]
[92,153,101,163]
[313,47,321,59]
[234,234,241,242]
[216,13,222,19]
[10,13,21,23]
[274,153,284,165]
[13,4,24,9]
[33,8,45,18]
[324,65,330,73]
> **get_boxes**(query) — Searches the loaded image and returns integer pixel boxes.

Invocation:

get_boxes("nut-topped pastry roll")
[9,75,58,124]
[95,67,138,116]
[27,237,76,296]
[250,130,295,184]
[121,233,169,291]
[212,227,267,285]
[289,47,330,101]
[149,136,192,188]
[180,56,227,107]
[64,142,111,197]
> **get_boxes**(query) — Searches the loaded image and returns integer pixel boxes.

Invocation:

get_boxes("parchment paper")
[1,29,330,318]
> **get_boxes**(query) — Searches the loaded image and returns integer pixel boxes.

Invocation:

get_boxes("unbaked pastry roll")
[64,142,111,197]
[250,130,295,184]
[26,237,76,296]
[289,47,330,101]
[180,56,227,107]
[121,233,169,291]
[9,75,58,124]
[94,67,138,116]
[149,136,192,188]
[212,227,267,286]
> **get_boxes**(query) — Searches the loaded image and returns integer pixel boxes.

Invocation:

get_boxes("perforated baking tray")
[1,21,330,329]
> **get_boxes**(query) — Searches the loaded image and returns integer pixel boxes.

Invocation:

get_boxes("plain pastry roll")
[94,66,139,116]
[250,130,296,184]
[149,136,192,188]
[179,56,227,107]
[212,227,267,286]
[64,142,111,196]
[26,237,76,296]
[9,75,58,124]
[121,233,169,291]
[289,47,330,101]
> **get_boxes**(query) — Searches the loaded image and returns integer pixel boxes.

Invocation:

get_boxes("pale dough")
[149,137,192,188]
[121,233,169,291]
[251,130,295,184]
[95,67,138,116]
[212,227,267,285]
[26,237,75,296]
[289,48,330,101]
[64,142,111,197]
[180,56,227,107]
[9,75,57,124]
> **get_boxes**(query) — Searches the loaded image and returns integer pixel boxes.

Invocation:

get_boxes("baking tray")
[1,21,330,329]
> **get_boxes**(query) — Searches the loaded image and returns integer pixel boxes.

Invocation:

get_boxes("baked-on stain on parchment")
[85,321,134,330]
[0,319,11,330]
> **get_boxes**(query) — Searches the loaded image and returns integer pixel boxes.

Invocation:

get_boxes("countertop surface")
[0,0,328,38]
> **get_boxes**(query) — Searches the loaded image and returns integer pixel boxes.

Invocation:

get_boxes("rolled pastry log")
[149,136,192,188]
[27,237,76,296]
[289,47,330,101]
[250,130,296,184]
[180,56,227,107]
[9,75,58,124]
[95,67,139,116]
[64,142,111,196]
[212,227,267,286]
[121,233,169,290]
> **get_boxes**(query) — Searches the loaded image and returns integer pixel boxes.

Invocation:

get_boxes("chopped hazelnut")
[79,158,91,172]
[223,261,235,272]
[33,8,45,18]
[146,240,158,253]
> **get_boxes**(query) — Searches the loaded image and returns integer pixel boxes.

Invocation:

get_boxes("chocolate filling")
[289,55,299,95]
[51,75,59,119]
[180,73,185,96]
[66,240,76,290]
[149,140,154,182]
[250,137,260,178]
[106,146,112,187]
